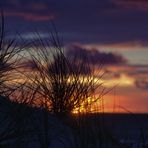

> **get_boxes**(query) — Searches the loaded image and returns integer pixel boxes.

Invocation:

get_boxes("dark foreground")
[0,97,148,148]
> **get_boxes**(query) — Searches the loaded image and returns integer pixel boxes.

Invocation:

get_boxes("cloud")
[20,32,49,40]
[66,44,127,65]
[112,0,148,11]
[29,3,48,11]
[2,0,148,48]
[1,1,53,21]
[106,64,148,89]
[135,79,148,89]
[4,11,55,21]
[2,0,47,8]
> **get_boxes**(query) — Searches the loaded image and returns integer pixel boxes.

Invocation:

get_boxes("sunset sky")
[1,0,148,113]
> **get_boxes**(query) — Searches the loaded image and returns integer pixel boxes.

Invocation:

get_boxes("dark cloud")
[135,79,148,90]
[21,43,126,75]
[29,3,48,11]
[66,44,126,65]
[1,0,148,47]
[4,11,55,21]
[128,69,148,76]
[1,0,55,22]
[112,0,148,11]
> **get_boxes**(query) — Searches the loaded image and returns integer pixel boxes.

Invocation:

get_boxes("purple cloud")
[112,0,148,11]
[4,11,55,21]
[66,44,127,65]
[1,0,148,47]
[135,79,148,89]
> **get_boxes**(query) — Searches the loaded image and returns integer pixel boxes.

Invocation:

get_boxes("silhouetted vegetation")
[0,13,24,96]
[24,29,106,116]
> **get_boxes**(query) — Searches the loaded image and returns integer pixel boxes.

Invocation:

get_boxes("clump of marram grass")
[24,29,106,116]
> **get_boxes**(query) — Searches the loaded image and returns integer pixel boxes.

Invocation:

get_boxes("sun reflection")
[72,96,105,114]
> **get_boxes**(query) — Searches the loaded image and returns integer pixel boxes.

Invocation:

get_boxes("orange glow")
[103,74,135,87]
[7,67,148,114]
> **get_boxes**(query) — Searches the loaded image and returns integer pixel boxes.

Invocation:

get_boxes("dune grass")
[24,29,106,116]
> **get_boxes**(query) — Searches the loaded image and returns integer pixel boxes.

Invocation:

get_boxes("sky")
[1,0,148,113]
